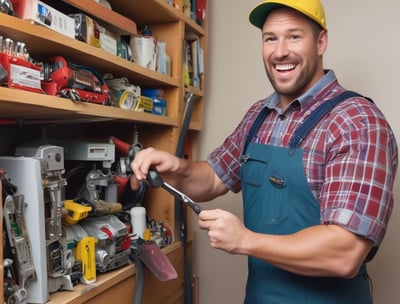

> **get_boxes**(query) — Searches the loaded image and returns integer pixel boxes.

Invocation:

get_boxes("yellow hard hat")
[249,0,327,30]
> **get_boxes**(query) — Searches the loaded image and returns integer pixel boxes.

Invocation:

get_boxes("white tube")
[131,206,147,239]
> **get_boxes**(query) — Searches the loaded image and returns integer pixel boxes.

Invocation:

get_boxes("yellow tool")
[63,200,92,225]
[76,237,97,284]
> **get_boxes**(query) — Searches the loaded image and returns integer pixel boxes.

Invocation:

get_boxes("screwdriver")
[146,168,202,215]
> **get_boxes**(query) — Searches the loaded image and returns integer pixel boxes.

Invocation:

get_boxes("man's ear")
[318,30,328,56]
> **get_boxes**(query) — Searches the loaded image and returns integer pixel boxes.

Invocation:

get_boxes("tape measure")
[104,77,141,110]
[114,89,139,110]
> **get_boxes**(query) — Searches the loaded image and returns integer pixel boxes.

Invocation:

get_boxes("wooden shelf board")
[0,88,178,126]
[62,0,137,35]
[182,14,207,36]
[108,0,181,25]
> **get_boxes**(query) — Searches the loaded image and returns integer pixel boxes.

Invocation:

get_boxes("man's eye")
[264,37,276,43]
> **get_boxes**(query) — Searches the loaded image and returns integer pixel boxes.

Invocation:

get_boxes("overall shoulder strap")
[289,91,364,149]
[243,106,272,154]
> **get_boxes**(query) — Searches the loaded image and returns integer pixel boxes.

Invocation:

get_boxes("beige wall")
[193,0,400,303]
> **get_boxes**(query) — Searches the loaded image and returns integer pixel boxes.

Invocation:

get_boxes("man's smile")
[274,63,297,72]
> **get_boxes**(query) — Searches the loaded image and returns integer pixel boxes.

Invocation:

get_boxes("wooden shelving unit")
[0,0,207,303]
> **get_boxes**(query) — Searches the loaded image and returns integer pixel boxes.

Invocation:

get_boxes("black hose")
[130,252,145,304]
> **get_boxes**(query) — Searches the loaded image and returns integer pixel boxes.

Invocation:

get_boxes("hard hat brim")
[249,3,285,29]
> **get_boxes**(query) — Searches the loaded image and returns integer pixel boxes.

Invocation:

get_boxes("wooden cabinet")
[0,0,206,302]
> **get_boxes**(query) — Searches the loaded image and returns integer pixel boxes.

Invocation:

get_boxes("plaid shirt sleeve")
[317,98,398,246]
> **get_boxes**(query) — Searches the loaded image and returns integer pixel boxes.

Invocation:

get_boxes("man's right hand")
[130,147,179,181]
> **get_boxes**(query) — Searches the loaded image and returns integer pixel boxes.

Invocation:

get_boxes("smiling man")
[131,0,398,303]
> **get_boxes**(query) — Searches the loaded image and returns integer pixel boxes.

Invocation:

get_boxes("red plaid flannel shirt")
[208,71,398,246]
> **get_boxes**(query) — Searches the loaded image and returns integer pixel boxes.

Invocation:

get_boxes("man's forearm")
[237,224,372,278]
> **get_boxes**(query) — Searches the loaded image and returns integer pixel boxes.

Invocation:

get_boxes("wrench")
[146,169,202,215]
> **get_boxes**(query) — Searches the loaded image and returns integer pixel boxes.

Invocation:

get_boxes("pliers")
[146,169,202,215]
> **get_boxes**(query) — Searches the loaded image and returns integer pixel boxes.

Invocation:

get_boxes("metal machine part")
[0,0,13,15]
[83,168,121,215]
[3,194,36,289]
[4,259,28,304]
[0,145,73,302]
[79,215,130,273]
[53,138,122,216]
[15,145,67,245]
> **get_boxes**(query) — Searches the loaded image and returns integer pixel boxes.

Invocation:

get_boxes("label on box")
[10,63,41,89]
[100,32,117,55]
[36,2,75,38]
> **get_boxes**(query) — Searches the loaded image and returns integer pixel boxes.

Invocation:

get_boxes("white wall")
[192,1,400,303]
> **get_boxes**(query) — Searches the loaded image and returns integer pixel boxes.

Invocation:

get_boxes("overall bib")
[240,92,372,304]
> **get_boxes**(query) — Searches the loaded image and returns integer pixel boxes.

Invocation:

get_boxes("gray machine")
[0,145,68,304]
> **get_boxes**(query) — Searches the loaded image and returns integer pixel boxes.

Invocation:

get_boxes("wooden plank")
[63,0,137,35]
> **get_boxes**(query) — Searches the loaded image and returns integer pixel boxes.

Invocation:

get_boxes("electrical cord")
[130,250,144,304]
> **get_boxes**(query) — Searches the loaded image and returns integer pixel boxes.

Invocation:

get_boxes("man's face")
[261,8,327,106]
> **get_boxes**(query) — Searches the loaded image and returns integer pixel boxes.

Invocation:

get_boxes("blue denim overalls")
[240,91,372,303]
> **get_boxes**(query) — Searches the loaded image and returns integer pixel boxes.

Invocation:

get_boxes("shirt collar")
[263,70,337,112]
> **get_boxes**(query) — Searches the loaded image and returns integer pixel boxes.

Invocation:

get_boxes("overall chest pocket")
[241,150,289,228]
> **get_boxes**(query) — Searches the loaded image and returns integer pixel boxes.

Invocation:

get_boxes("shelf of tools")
[0,0,207,303]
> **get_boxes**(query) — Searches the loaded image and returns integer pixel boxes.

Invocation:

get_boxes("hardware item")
[47,240,72,278]
[146,169,202,215]
[81,168,122,216]
[0,35,42,92]
[41,56,113,105]
[135,95,153,113]
[1,145,71,302]
[109,134,148,209]
[104,76,141,110]
[3,194,36,289]
[3,258,28,304]
[110,135,202,214]
[63,199,92,225]
[75,237,97,284]
[0,0,13,15]
[0,157,49,303]
[47,274,77,293]
[111,136,142,177]
[79,215,131,273]
[15,145,67,245]
[51,138,122,216]
[0,62,7,81]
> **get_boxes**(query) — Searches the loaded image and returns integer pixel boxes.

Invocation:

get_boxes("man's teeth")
[275,64,296,71]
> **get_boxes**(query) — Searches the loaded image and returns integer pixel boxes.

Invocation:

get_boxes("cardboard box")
[70,13,100,48]
[11,0,75,38]
[71,13,117,55]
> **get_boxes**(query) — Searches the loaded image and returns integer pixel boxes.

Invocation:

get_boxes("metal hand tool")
[146,169,202,215]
